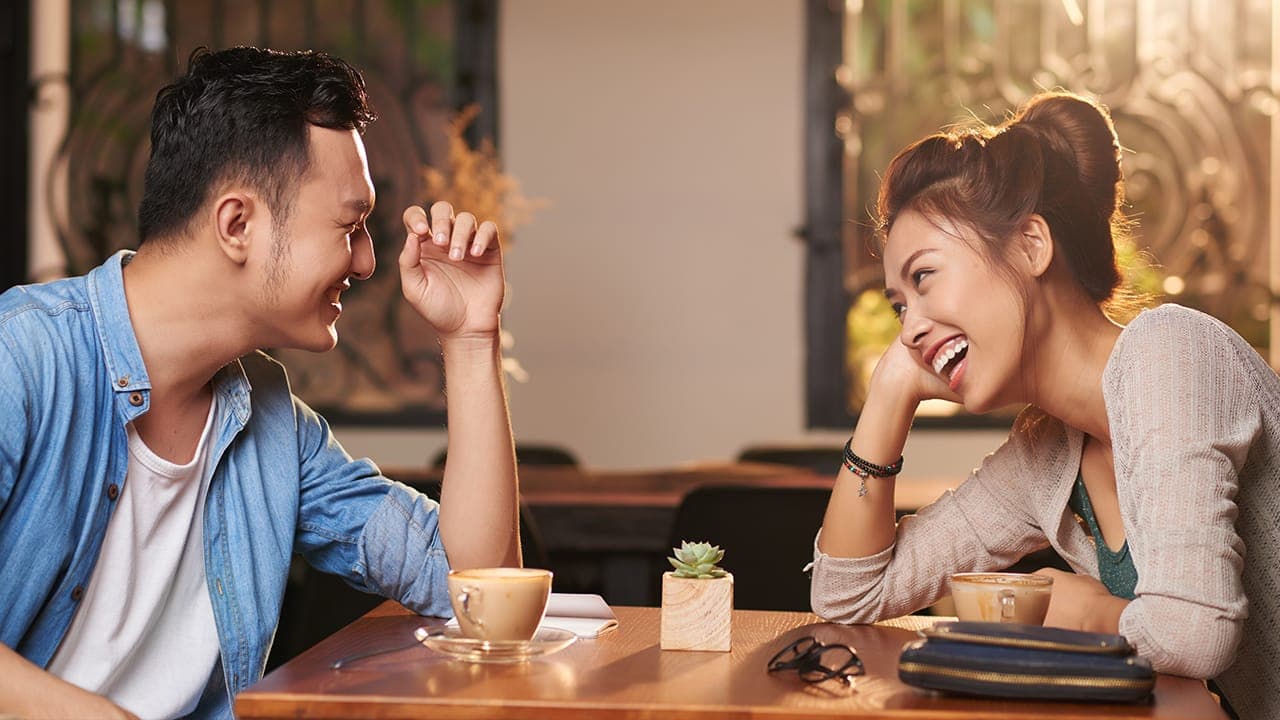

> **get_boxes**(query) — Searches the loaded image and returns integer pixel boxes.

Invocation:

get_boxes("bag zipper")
[920,629,1126,654]
[898,661,1153,690]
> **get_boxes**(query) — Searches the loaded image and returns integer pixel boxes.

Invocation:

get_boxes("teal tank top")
[1068,472,1138,600]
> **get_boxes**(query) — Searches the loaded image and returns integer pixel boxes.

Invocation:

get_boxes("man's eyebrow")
[343,199,373,215]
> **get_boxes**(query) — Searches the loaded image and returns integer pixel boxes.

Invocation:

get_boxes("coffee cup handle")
[457,585,484,630]
[999,588,1016,622]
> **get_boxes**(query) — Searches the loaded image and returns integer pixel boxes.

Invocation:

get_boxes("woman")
[809,91,1278,719]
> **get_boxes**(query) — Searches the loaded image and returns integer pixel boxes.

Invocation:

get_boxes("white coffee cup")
[447,567,553,641]
[949,572,1053,625]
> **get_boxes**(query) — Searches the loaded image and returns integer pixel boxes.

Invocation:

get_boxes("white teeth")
[931,338,969,375]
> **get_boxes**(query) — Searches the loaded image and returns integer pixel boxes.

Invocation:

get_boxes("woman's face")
[882,210,1031,413]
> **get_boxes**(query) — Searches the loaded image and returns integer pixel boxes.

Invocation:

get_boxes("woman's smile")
[926,335,968,380]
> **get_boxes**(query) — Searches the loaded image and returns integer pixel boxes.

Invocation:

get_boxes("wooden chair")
[664,484,831,612]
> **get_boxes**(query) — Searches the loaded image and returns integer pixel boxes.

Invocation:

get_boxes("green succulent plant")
[668,540,727,579]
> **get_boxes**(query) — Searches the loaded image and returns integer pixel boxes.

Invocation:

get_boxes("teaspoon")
[330,626,431,670]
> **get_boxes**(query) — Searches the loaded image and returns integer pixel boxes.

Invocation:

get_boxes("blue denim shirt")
[0,251,453,718]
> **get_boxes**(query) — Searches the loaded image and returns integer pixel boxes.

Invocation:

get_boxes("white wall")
[498,0,808,468]
[335,0,1006,476]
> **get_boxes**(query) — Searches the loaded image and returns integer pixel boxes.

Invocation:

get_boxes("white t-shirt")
[48,399,222,719]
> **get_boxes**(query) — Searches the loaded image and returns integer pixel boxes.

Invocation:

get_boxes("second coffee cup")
[949,572,1053,625]
[447,567,553,642]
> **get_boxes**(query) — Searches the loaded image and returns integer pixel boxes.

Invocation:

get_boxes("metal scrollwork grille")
[54,0,496,425]
[809,0,1278,427]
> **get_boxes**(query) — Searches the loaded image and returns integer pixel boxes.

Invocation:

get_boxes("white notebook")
[538,593,619,638]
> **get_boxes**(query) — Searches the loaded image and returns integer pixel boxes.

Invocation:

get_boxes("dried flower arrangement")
[421,105,545,383]
[421,104,546,247]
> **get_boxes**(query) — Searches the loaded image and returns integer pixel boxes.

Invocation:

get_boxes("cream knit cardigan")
[810,304,1279,719]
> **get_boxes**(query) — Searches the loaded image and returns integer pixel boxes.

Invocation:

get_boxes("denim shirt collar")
[86,249,253,427]
[86,251,151,424]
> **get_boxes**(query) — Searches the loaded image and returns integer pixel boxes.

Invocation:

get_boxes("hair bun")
[1015,93,1123,216]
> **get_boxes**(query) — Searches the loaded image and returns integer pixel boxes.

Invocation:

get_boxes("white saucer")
[415,626,577,664]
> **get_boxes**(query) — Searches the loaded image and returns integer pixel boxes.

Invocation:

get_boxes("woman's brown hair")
[876,91,1131,310]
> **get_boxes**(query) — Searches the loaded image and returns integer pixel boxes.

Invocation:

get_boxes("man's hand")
[1038,567,1129,634]
[399,201,504,341]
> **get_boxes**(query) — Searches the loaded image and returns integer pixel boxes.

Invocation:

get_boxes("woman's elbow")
[1155,646,1236,680]
[809,575,882,624]
[1141,618,1241,680]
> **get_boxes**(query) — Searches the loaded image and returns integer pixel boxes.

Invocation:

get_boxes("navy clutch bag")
[898,621,1155,703]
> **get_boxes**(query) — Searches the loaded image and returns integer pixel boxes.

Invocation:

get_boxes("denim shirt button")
[107,483,119,501]
[128,391,144,407]
[116,376,129,388]
[70,585,84,601]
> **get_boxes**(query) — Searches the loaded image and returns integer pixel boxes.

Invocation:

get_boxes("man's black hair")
[137,46,377,243]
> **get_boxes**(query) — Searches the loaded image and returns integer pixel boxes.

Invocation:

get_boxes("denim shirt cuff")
[358,483,454,618]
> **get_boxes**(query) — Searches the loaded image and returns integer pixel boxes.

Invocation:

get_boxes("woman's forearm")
[817,379,919,558]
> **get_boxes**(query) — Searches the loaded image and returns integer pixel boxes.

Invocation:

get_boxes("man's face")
[253,127,376,352]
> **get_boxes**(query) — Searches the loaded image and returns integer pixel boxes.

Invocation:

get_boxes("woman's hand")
[1038,567,1129,634]
[817,338,944,561]
[868,338,961,408]
[398,202,505,342]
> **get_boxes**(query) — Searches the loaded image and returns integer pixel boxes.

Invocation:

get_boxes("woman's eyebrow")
[895,248,937,282]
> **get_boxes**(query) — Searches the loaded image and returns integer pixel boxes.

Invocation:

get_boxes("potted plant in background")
[660,541,732,652]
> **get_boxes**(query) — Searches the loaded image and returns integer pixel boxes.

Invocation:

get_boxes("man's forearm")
[0,645,136,719]
[436,333,520,569]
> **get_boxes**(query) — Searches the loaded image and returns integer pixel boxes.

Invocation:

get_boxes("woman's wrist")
[851,372,919,467]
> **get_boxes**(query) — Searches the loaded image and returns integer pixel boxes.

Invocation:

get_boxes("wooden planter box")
[659,571,733,652]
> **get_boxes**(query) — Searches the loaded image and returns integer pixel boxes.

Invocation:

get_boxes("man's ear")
[1019,214,1054,278]
[213,192,259,265]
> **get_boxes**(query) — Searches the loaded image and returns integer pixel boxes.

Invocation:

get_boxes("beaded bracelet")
[842,439,904,497]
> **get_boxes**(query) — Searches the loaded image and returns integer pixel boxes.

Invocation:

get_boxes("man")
[0,47,519,719]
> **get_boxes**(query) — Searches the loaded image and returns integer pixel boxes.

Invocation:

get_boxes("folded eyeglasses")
[766,635,865,685]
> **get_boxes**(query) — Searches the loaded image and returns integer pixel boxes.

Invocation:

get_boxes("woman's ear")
[1019,214,1054,278]
[213,192,257,265]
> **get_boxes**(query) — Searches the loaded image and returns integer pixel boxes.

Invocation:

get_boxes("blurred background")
[4,0,1276,476]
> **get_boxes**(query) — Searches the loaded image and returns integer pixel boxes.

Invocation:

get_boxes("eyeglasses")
[766,635,865,685]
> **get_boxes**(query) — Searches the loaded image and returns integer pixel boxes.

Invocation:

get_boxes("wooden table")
[236,602,1224,720]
